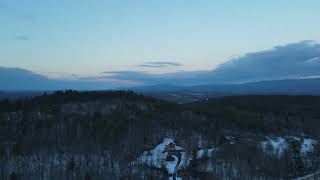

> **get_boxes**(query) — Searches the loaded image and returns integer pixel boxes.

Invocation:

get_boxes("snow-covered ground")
[294,170,320,180]
[300,139,318,156]
[135,138,217,179]
[197,148,217,159]
[260,136,318,157]
[135,136,318,179]
[169,177,182,180]
[165,155,178,174]
[261,137,288,157]
[136,138,176,168]
[225,136,236,144]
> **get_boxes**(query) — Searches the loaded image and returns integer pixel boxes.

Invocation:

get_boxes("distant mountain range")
[0,91,44,100]
[130,78,320,95]
[1,78,319,101]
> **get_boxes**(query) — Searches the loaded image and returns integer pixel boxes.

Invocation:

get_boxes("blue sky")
[1,0,320,80]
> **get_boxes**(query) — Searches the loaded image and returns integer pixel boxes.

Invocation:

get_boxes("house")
[165,141,176,151]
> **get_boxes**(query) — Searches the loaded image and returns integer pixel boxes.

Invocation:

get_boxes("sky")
[1,0,320,79]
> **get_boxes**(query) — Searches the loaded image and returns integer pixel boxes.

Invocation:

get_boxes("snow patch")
[294,170,320,180]
[261,137,288,157]
[165,155,178,174]
[169,177,182,180]
[137,138,177,168]
[197,148,217,159]
[225,136,236,144]
[300,139,318,156]
[136,138,217,171]
[261,136,318,157]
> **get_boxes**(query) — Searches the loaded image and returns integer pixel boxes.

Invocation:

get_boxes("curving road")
[173,153,182,179]
[294,170,320,180]
[166,151,183,180]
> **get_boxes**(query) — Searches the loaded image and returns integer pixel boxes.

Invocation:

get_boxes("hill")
[0,91,319,179]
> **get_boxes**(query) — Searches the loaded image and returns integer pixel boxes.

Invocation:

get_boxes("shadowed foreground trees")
[0,91,319,179]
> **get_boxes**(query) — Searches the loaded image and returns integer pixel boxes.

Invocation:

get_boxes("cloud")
[0,67,135,90]
[0,67,50,90]
[12,35,30,41]
[106,40,320,85]
[138,64,167,68]
[304,57,320,64]
[209,40,320,83]
[2,41,320,90]
[137,61,182,68]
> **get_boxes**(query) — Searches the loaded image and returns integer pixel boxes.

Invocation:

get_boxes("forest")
[0,90,319,179]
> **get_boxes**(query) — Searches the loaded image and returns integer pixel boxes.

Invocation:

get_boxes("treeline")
[0,90,157,113]
[0,91,319,179]
[184,95,320,136]
[0,91,171,179]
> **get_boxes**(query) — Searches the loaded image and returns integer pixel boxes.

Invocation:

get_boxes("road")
[295,170,320,180]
